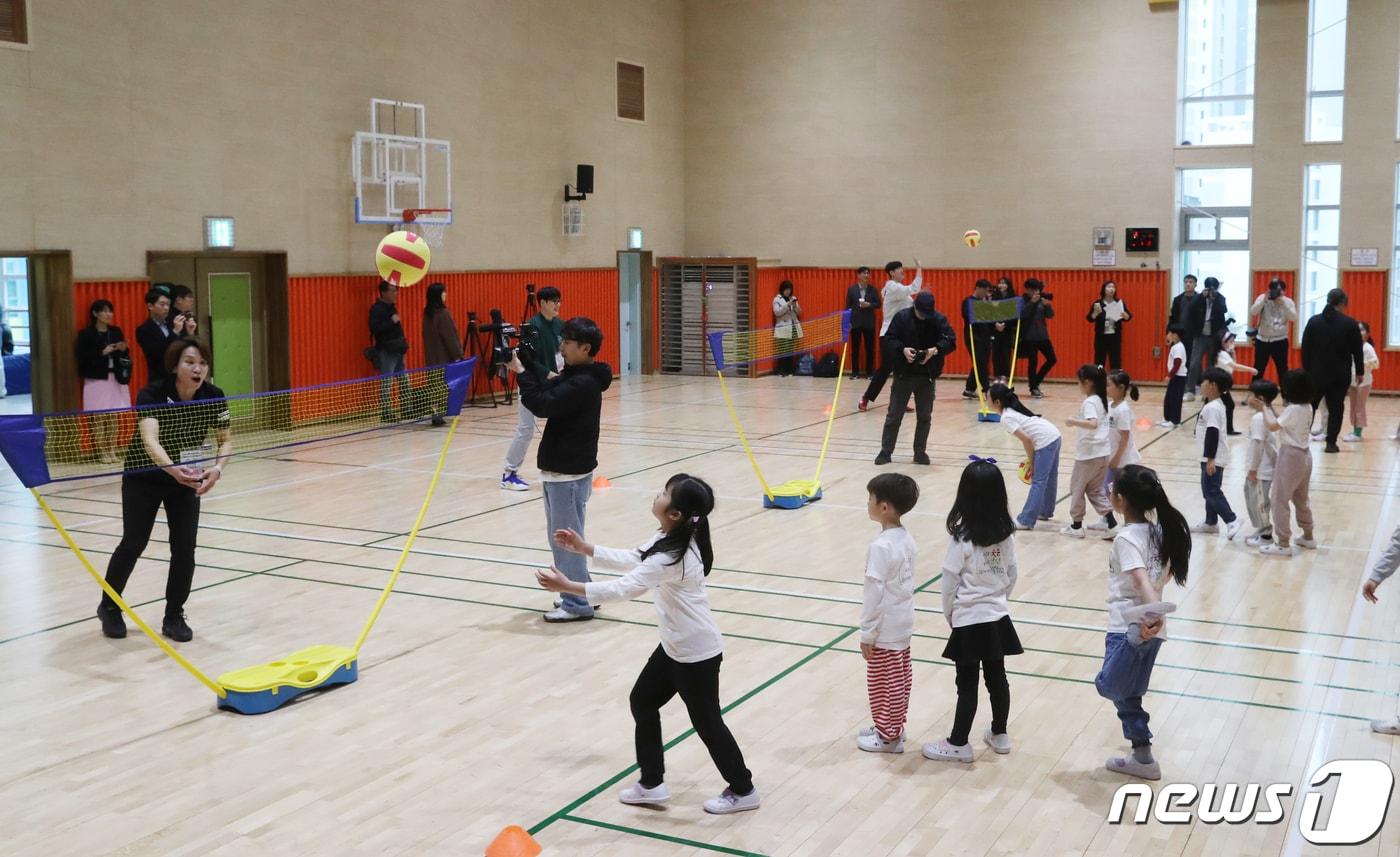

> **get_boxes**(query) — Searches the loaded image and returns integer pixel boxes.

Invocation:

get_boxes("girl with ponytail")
[1095,464,1191,781]
[537,473,759,816]
[1063,364,1116,538]
[987,383,1063,529]
[1105,370,1142,493]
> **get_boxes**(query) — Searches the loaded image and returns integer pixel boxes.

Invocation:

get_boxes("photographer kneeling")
[508,317,613,622]
[501,286,564,491]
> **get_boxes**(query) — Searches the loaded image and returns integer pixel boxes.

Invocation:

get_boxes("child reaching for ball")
[988,383,1062,529]
[536,473,759,815]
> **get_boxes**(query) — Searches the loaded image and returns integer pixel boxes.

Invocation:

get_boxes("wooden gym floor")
[1,374,1398,856]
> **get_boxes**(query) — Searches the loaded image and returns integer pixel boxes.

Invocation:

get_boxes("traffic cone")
[592,475,612,489]
[485,825,541,857]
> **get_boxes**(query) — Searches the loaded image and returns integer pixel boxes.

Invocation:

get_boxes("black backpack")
[813,352,840,378]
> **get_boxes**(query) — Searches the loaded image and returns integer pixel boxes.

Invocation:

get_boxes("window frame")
[1388,162,1400,348]
[1299,163,1343,344]
[1303,0,1347,143]
[1176,0,1258,147]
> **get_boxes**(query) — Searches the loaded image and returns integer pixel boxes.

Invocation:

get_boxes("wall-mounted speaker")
[576,164,594,195]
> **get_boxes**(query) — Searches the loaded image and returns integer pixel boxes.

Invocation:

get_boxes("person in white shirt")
[1062,365,1116,538]
[1105,371,1142,493]
[1095,464,1192,781]
[1242,379,1279,546]
[988,384,1062,529]
[535,473,759,816]
[1254,369,1317,557]
[859,258,922,411]
[1344,321,1381,442]
[1191,367,1241,539]
[1160,326,1189,427]
[855,473,920,754]
[1214,331,1256,435]
[922,459,1023,763]
[771,280,803,376]
[1361,522,1400,735]
[1249,277,1298,381]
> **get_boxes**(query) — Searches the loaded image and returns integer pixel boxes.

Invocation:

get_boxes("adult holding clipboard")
[1086,280,1131,371]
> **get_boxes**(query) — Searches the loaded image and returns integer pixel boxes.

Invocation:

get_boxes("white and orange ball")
[963,229,982,248]
[375,230,431,287]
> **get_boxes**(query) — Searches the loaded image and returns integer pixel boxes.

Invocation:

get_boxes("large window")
[1178,168,1252,316]
[1390,163,1400,347]
[1305,0,1347,142]
[1178,0,1258,146]
[1301,164,1342,336]
[1,257,29,356]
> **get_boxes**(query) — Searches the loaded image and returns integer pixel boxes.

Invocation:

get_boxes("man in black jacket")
[1184,277,1229,398]
[1301,288,1364,453]
[845,267,878,378]
[368,281,409,421]
[135,287,180,385]
[1019,279,1056,398]
[510,317,614,622]
[876,292,957,466]
[1168,274,1197,332]
[961,279,993,398]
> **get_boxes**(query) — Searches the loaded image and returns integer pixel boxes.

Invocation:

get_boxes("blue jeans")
[1200,462,1236,525]
[543,476,594,616]
[1017,438,1060,527]
[372,348,407,419]
[1094,631,1163,746]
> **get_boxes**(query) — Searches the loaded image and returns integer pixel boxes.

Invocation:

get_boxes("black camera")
[912,348,929,363]
[482,313,536,368]
[1267,279,1285,298]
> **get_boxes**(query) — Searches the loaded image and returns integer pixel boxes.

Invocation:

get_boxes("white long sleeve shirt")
[941,536,1017,628]
[879,275,923,335]
[1370,525,1400,584]
[583,534,724,663]
[860,526,918,649]
[1250,293,1298,343]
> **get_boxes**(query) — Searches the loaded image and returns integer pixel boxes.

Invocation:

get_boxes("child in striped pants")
[856,473,921,753]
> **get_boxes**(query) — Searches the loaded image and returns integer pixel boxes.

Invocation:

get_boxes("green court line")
[914,574,942,593]
[559,814,769,857]
[527,627,857,837]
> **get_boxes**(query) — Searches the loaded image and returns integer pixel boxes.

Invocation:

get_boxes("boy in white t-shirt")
[856,473,920,753]
[1244,379,1279,546]
[1161,326,1188,428]
[1192,368,1241,539]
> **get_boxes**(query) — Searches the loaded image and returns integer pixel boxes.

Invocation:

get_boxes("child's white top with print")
[941,535,1017,629]
[1107,523,1166,636]
[1216,349,1244,375]
[1248,411,1277,480]
[1000,409,1061,451]
[1195,398,1229,462]
[585,534,723,663]
[1353,342,1379,387]
[1075,396,1111,460]
[1108,400,1141,467]
[860,526,918,649]
[1277,403,1312,449]
[1168,341,1188,376]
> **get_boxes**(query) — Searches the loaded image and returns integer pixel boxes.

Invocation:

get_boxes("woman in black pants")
[1087,280,1131,370]
[96,338,232,643]
[989,277,1016,382]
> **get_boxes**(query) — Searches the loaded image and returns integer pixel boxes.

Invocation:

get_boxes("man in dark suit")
[1301,288,1364,453]
[135,287,177,385]
[845,266,878,378]
[1184,276,1229,398]
[1168,274,1197,332]
[876,292,957,466]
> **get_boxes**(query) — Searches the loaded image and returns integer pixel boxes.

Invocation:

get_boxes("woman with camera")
[772,280,803,376]
[1249,278,1297,382]
[1019,279,1056,398]
[1086,280,1131,371]
[74,299,133,463]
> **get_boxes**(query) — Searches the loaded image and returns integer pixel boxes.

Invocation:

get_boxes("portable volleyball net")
[964,296,1023,422]
[707,309,850,509]
[0,359,475,714]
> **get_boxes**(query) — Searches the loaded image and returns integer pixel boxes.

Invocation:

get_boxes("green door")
[208,273,254,397]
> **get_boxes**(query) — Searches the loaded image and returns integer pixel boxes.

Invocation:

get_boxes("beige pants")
[1270,445,1313,545]
[1349,384,1371,429]
[1070,456,1111,522]
[1244,477,1272,534]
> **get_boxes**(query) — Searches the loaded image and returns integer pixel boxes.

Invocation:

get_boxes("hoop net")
[707,309,851,371]
[396,208,452,248]
[0,360,476,489]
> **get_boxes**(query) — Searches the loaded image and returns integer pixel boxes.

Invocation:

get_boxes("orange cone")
[485,825,541,857]
[822,404,833,415]
[592,476,612,489]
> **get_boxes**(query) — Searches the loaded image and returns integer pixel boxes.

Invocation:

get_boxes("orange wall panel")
[71,279,152,406]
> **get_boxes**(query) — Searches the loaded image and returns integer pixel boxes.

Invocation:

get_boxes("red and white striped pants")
[867,645,913,742]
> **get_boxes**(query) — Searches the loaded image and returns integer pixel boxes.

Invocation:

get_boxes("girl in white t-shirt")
[1214,331,1256,435]
[922,459,1022,763]
[537,473,759,816]
[1105,370,1142,495]
[1344,321,1381,442]
[988,383,1062,529]
[1254,369,1317,557]
[1095,464,1192,781]
[1062,364,1116,538]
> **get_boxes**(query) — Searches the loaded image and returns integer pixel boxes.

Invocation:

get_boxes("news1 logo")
[1107,759,1394,844]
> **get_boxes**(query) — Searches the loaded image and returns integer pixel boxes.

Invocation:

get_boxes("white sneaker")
[922,739,974,763]
[1294,536,1318,549]
[619,781,671,805]
[1225,520,1243,541]
[1190,522,1219,535]
[1060,525,1085,539]
[983,729,1011,755]
[1371,718,1400,735]
[703,788,760,815]
[500,471,530,491]
[1259,543,1295,557]
[1310,431,1326,441]
[1342,435,1361,443]
[542,607,593,623]
[856,731,904,753]
[1184,393,1196,402]
[1157,420,1176,428]
[1086,517,1112,531]
[1106,756,1161,781]
[1245,533,1272,547]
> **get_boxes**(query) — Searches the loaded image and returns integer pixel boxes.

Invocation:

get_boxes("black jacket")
[1184,292,1229,341]
[517,361,614,475]
[368,299,408,352]
[1085,300,1131,336]
[1301,306,1364,386]
[1020,297,1054,343]
[845,283,879,331]
[1168,290,1196,330]
[75,325,127,380]
[135,318,177,385]
[883,307,957,379]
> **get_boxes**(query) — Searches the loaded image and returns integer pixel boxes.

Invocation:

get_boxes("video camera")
[479,308,536,368]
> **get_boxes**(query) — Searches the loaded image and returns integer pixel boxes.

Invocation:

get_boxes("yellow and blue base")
[977,411,1001,422]
[217,644,358,715]
[763,479,823,510]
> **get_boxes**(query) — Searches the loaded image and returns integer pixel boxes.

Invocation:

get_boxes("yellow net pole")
[716,370,776,500]
[1007,316,1023,389]
[811,342,848,484]
[352,413,460,653]
[969,323,990,414]
[31,488,226,698]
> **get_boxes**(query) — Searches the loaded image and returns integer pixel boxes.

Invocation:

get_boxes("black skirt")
[942,615,1023,661]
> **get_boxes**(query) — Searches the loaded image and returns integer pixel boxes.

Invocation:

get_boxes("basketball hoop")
[395,208,452,247]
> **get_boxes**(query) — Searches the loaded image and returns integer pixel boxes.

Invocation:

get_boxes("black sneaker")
[961,390,978,399]
[913,453,931,465]
[162,612,193,643]
[874,452,892,465]
[1030,388,1045,399]
[1324,443,1340,454]
[97,604,127,639]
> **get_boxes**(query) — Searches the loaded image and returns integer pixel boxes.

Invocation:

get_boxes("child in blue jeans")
[1095,464,1192,780]
[988,383,1062,530]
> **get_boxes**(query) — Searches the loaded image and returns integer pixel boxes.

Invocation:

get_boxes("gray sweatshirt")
[1250,293,1298,343]
[1370,525,1400,585]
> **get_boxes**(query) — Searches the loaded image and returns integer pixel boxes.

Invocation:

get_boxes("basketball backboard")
[352,99,452,225]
